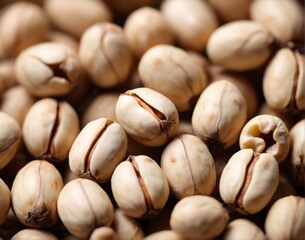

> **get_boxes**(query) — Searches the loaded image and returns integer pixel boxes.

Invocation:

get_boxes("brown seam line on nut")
[99,27,121,83]
[235,154,260,214]
[0,135,19,153]
[78,179,98,230]
[82,119,113,177]
[41,102,60,162]
[130,93,174,133]
[26,161,50,226]
[130,157,154,214]
[178,136,196,194]
[287,50,300,111]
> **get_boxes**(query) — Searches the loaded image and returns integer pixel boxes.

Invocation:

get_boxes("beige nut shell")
[69,118,128,183]
[57,178,114,239]
[0,112,21,169]
[207,20,273,71]
[265,195,305,240]
[11,229,58,240]
[219,149,279,214]
[239,114,290,163]
[0,178,10,225]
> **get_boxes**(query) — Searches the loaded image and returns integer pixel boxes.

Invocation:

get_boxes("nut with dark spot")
[192,80,247,150]
[69,118,128,183]
[219,149,279,214]
[15,42,82,97]
[11,160,64,228]
[115,87,179,147]
[111,155,170,218]
[22,98,80,163]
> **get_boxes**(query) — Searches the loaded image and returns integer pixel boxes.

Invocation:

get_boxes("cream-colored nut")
[161,0,219,51]
[265,195,305,240]
[0,59,17,92]
[22,98,80,163]
[90,226,117,240]
[170,195,229,239]
[44,0,112,39]
[111,155,169,218]
[287,119,305,189]
[57,178,114,239]
[81,92,120,127]
[207,0,252,22]
[47,31,79,51]
[0,2,49,58]
[192,80,247,149]
[161,134,216,199]
[212,71,259,118]
[250,0,304,45]
[174,120,194,137]
[0,112,21,169]
[115,87,179,147]
[112,209,144,240]
[258,103,293,130]
[143,230,183,240]
[69,118,128,183]
[207,20,274,71]
[239,114,290,163]
[79,23,133,88]
[11,229,58,240]
[124,7,173,59]
[15,42,82,97]
[138,45,208,111]
[11,160,64,228]
[0,85,36,126]
[222,219,266,240]
[0,178,10,225]
[219,149,279,214]
[263,48,305,112]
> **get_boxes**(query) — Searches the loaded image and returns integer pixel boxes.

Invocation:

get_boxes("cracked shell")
[11,160,64,228]
[115,87,179,147]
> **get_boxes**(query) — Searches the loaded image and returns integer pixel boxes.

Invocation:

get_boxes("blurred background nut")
[0,59,18,93]
[143,230,183,240]
[287,119,305,190]
[115,87,179,147]
[46,31,79,51]
[22,98,80,163]
[111,209,144,240]
[250,0,304,45]
[57,178,114,239]
[69,118,128,183]
[219,149,279,214]
[161,0,219,52]
[124,7,173,59]
[239,114,290,163]
[206,20,274,71]
[222,218,266,240]
[11,229,58,240]
[0,1,49,59]
[44,0,112,39]
[79,23,133,88]
[0,112,21,169]
[263,48,305,113]
[265,195,305,240]
[81,92,120,127]
[90,226,117,240]
[161,134,216,199]
[15,42,83,97]
[0,178,10,225]
[170,195,229,239]
[0,85,36,126]
[192,80,247,149]
[11,160,64,228]
[111,155,170,218]
[207,0,252,22]
[138,45,208,111]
